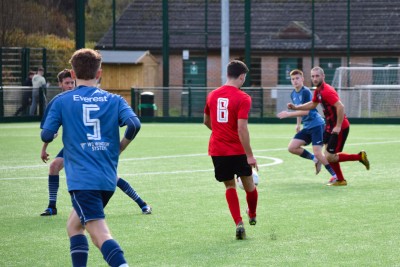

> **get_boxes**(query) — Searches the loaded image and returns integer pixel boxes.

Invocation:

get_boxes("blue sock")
[48,175,59,208]
[101,239,127,267]
[70,234,89,267]
[117,178,146,208]
[324,164,337,176]
[300,150,314,160]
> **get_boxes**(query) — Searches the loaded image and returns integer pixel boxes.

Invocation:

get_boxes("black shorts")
[323,127,349,153]
[211,155,252,182]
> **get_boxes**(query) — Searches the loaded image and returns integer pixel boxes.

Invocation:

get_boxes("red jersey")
[204,85,251,156]
[312,82,349,133]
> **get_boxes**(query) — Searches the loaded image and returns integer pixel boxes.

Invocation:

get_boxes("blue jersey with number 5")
[42,85,135,191]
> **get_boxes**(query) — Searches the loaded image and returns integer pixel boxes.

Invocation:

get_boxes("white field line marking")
[0,156,282,181]
[1,139,398,181]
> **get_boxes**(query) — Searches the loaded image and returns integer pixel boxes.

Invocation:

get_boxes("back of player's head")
[290,69,303,77]
[69,48,102,80]
[57,69,72,83]
[227,60,249,79]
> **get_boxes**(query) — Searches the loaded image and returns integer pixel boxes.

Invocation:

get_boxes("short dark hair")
[57,69,72,83]
[69,48,102,80]
[227,60,249,79]
[28,71,35,76]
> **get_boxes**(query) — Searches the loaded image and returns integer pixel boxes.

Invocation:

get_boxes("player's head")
[311,66,325,87]
[28,71,35,79]
[69,48,102,81]
[227,60,249,87]
[57,69,75,91]
[37,66,44,75]
[290,69,304,90]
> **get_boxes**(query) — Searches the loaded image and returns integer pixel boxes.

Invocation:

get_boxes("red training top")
[204,85,251,156]
[312,82,350,133]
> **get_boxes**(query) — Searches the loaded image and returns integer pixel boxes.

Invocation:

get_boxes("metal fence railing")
[2,86,400,121]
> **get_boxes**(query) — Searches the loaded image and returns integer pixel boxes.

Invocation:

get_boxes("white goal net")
[331,67,400,118]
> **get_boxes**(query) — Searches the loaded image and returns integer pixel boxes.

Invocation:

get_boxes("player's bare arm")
[238,119,258,170]
[277,110,309,119]
[41,143,50,163]
[332,101,345,134]
[288,101,318,111]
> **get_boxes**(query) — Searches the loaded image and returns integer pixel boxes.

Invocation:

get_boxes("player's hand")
[287,103,296,110]
[296,125,301,133]
[247,156,258,171]
[277,111,288,119]
[332,126,341,135]
[41,150,50,163]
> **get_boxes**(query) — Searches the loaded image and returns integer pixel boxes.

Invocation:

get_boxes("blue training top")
[290,86,325,129]
[41,86,136,191]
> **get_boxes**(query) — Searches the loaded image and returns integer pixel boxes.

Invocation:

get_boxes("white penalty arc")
[256,155,283,167]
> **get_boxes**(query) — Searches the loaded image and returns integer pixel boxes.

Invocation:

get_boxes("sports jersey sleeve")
[41,97,62,133]
[302,89,312,103]
[238,95,251,119]
[118,96,136,127]
[204,95,210,115]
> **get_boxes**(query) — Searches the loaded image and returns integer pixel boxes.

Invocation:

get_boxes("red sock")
[330,162,345,181]
[226,188,242,225]
[338,152,361,162]
[246,187,258,218]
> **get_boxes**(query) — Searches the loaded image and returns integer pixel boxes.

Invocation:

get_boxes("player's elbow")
[41,129,56,143]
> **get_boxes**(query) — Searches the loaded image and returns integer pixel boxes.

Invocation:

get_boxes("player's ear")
[71,70,77,79]
[95,69,102,80]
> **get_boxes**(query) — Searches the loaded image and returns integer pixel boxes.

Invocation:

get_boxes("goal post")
[331,67,400,118]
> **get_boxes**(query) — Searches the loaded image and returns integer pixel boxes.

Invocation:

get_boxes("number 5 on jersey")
[83,104,101,140]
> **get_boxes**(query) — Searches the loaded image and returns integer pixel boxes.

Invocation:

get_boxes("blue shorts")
[56,148,64,158]
[294,124,324,146]
[211,155,252,182]
[70,190,114,225]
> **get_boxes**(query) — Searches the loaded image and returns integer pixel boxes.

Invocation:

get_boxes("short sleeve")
[238,94,251,119]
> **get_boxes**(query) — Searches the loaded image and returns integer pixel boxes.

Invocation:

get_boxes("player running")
[277,69,337,181]
[288,66,370,186]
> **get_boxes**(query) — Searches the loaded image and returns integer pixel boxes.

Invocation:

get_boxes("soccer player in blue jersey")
[41,49,139,267]
[40,69,151,217]
[277,69,337,180]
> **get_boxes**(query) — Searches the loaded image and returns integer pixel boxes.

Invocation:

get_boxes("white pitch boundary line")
[0,156,282,181]
[1,139,399,181]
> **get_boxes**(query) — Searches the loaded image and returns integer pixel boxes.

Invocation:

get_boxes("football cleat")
[141,205,152,215]
[326,177,347,186]
[40,207,57,216]
[315,160,322,175]
[359,150,370,170]
[235,222,246,240]
[246,208,257,226]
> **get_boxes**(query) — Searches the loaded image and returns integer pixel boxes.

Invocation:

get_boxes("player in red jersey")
[288,66,370,186]
[204,60,258,239]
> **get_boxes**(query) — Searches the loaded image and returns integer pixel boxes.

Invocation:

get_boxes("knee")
[325,153,336,162]
[49,159,63,174]
[287,146,296,154]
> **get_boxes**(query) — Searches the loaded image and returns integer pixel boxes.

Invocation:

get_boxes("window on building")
[278,58,302,85]
[319,58,342,84]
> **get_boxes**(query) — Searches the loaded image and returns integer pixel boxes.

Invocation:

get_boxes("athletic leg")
[117,177,152,214]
